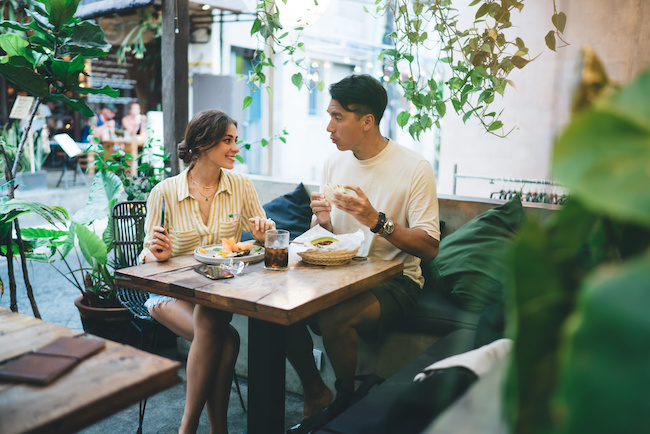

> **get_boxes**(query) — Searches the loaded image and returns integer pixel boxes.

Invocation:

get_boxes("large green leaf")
[20,227,68,240]
[0,61,49,97]
[59,21,111,58]
[48,93,94,117]
[0,198,68,227]
[75,223,108,266]
[50,54,84,86]
[0,20,31,33]
[552,255,650,434]
[46,0,81,28]
[0,33,28,56]
[25,7,54,32]
[72,84,119,98]
[598,67,650,129]
[553,69,650,227]
[72,171,122,225]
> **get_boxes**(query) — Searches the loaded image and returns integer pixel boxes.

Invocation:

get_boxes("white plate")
[193,243,265,265]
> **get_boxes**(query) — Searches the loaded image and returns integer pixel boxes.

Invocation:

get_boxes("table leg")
[248,318,287,434]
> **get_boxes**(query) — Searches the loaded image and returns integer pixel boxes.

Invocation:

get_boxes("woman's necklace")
[189,173,218,189]
[189,173,218,202]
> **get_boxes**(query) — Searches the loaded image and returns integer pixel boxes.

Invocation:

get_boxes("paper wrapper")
[294,226,364,252]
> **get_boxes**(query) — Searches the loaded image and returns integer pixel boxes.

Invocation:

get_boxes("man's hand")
[329,185,380,229]
[310,191,332,228]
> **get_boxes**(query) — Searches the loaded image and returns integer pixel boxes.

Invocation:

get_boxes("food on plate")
[237,241,254,251]
[310,236,339,247]
[323,183,355,204]
[221,238,254,254]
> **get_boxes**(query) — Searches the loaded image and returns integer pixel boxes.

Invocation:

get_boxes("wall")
[438,0,650,198]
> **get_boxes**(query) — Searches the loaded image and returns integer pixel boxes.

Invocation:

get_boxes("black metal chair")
[111,200,246,433]
[112,200,158,433]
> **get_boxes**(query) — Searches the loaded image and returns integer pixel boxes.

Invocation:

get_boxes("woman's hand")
[149,225,171,262]
[249,216,276,243]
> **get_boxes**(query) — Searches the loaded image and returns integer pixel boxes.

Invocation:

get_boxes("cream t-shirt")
[322,139,440,288]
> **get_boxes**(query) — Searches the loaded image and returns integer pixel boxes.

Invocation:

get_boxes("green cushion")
[423,197,525,312]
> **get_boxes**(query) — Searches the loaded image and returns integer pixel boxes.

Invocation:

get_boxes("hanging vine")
[249,0,567,138]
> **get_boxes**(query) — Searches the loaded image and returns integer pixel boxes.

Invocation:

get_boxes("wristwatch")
[371,212,386,233]
[382,218,395,236]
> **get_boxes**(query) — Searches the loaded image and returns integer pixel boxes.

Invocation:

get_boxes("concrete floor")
[1,167,306,433]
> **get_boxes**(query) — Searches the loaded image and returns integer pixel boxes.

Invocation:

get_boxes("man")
[287,74,441,432]
[81,103,119,143]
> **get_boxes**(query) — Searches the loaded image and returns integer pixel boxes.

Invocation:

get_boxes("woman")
[121,101,147,138]
[139,109,274,434]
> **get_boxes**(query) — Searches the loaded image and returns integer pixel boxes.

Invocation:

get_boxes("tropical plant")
[504,50,650,433]
[0,0,119,315]
[248,0,567,139]
[24,170,124,307]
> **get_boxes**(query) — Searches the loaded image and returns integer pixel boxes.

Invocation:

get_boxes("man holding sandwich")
[287,74,441,432]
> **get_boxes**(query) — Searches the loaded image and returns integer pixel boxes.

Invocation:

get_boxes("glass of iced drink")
[264,229,289,270]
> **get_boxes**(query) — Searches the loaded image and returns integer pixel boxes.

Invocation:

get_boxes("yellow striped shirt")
[139,168,266,262]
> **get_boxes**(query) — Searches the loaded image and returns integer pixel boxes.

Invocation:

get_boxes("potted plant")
[0,0,118,317]
[23,170,130,340]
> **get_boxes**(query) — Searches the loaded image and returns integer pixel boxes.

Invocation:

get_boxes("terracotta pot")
[74,294,131,342]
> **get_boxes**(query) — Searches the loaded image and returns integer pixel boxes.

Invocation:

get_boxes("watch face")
[384,219,394,235]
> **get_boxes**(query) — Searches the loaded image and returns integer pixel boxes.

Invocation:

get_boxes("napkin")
[294,225,364,252]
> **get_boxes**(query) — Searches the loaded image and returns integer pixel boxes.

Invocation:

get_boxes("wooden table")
[115,248,403,434]
[0,307,182,434]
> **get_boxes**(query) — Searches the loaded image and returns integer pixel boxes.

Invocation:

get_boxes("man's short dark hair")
[329,74,388,125]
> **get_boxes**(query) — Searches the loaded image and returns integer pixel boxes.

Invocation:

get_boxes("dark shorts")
[309,275,421,344]
[366,275,421,342]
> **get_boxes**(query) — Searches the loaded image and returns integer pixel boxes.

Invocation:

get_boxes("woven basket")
[298,248,359,266]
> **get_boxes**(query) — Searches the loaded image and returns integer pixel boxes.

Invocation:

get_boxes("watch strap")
[371,212,386,233]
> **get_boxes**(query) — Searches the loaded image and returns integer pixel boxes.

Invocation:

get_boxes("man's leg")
[286,324,333,418]
[318,291,381,394]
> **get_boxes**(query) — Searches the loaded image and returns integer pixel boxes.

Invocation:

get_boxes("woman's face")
[203,123,239,169]
[129,104,141,116]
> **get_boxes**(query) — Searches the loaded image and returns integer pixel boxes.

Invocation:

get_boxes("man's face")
[326,99,366,152]
[101,108,116,120]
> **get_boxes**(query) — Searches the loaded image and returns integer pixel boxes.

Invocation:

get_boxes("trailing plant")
[248,0,567,138]
[504,50,650,433]
[235,128,289,163]
[115,8,161,62]
[0,0,118,315]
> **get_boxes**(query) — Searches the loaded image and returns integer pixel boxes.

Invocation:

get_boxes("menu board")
[87,52,137,105]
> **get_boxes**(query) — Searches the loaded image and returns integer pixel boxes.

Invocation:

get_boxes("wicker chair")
[111,201,246,432]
